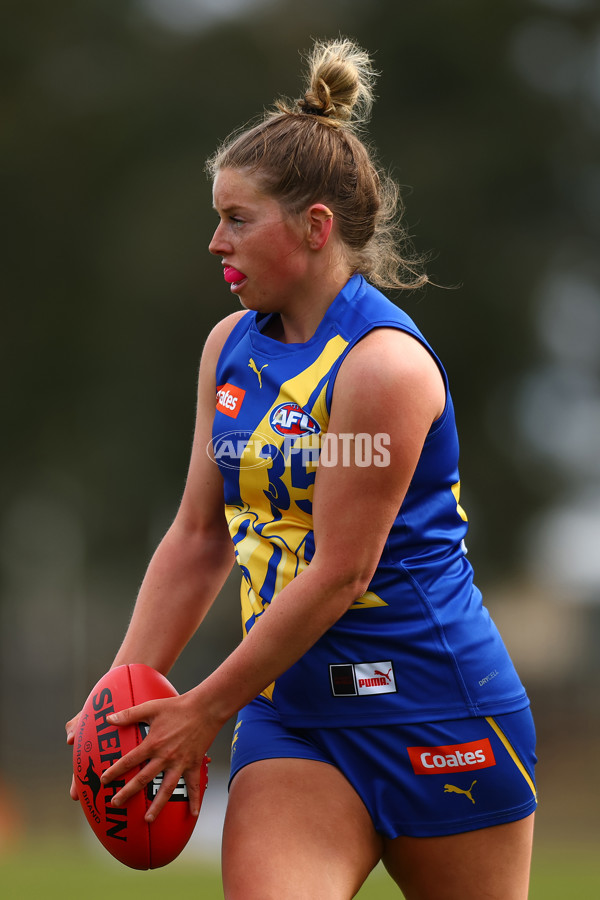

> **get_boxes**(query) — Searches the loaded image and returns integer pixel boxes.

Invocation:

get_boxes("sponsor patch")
[270,403,321,437]
[216,383,246,418]
[138,724,188,801]
[407,738,496,775]
[329,664,357,697]
[330,661,396,697]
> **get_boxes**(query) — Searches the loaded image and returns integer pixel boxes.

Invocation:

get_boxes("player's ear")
[306,204,334,250]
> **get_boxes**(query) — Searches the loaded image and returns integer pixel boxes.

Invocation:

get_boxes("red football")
[73,664,209,869]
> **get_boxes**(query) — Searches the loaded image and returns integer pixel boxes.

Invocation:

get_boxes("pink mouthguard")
[223,266,246,284]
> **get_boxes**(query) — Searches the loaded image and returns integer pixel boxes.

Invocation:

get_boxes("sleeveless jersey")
[212,275,529,726]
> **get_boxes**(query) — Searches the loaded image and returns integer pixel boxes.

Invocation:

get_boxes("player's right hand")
[66,712,81,801]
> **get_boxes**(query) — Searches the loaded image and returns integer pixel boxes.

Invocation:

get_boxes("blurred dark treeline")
[1,0,599,810]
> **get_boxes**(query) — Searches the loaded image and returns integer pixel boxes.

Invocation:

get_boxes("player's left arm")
[308,326,446,597]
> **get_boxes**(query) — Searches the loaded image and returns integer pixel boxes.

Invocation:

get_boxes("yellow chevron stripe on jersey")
[451,481,469,523]
[350,590,388,609]
[226,335,349,634]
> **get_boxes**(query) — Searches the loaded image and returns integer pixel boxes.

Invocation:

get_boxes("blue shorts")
[229,697,537,838]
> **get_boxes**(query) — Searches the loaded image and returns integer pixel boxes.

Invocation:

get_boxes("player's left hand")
[99,691,215,821]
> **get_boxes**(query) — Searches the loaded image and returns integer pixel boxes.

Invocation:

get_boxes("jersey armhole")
[215,311,253,380]
[324,322,451,431]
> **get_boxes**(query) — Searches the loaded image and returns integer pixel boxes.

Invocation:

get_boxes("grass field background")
[2,732,599,899]
[2,838,599,899]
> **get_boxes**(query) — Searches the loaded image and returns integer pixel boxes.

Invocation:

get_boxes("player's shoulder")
[335,327,446,422]
[205,310,249,354]
[345,326,440,384]
[200,311,249,372]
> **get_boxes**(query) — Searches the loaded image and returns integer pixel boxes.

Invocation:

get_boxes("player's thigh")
[382,812,535,900]
[222,757,384,900]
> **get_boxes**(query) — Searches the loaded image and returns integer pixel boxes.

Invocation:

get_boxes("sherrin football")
[73,664,208,869]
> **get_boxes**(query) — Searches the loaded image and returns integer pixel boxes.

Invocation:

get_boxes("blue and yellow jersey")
[212,275,529,726]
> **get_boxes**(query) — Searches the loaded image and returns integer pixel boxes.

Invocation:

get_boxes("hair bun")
[296,38,377,129]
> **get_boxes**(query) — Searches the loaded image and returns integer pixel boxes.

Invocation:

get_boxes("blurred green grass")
[1,838,599,899]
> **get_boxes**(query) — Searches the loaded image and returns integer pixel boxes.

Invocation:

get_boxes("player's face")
[209,168,310,314]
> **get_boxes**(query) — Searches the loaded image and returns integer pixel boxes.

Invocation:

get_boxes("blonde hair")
[206,38,427,291]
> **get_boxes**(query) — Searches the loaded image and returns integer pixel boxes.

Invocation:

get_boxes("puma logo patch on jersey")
[329,661,397,697]
[248,358,268,388]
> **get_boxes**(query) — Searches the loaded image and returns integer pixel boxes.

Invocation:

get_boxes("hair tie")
[298,99,329,117]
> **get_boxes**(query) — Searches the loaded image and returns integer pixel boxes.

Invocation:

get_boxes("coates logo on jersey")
[216,383,246,419]
[270,403,321,437]
[407,739,496,775]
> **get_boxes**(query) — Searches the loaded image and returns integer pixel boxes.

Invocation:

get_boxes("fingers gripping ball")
[73,664,209,869]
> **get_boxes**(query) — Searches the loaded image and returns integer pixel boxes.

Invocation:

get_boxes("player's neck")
[270,267,351,344]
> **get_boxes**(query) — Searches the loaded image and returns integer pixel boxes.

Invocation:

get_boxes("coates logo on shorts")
[270,403,321,438]
[407,739,497,775]
[329,661,397,697]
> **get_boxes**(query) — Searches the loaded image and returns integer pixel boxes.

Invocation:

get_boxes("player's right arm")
[106,311,246,673]
[65,311,245,788]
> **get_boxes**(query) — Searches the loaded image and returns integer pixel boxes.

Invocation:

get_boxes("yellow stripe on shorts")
[485,716,537,800]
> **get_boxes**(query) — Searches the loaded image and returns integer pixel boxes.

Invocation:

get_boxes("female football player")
[67,38,536,899]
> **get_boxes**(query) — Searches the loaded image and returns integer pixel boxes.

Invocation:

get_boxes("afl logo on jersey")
[270,403,321,437]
